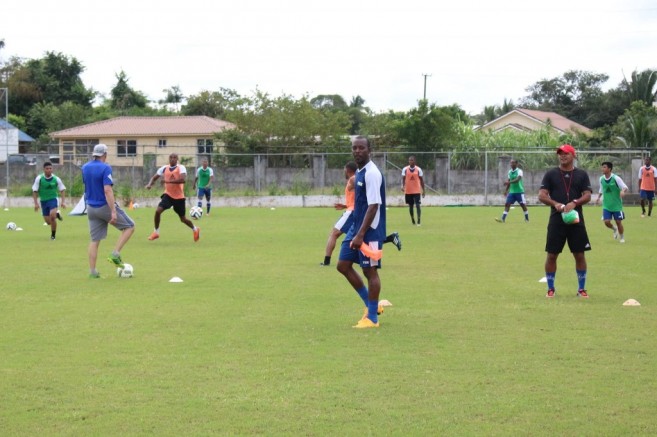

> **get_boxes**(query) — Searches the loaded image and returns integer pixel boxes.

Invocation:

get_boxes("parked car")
[7,154,36,165]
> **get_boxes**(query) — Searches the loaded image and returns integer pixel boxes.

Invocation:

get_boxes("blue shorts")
[40,198,59,216]
[334,210,354,234]
[640,190,655,200]
[338,239,382,269]
[602,209,624,221]
[197,187,212,200]
[505,192,526,205]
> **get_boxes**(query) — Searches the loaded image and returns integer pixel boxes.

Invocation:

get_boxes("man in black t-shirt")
[538,144,592,299]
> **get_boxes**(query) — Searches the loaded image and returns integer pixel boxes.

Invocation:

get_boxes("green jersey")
[599,173,626,212]
[196,167,214,188]
[508,168,524,194]
[32,173,65,201]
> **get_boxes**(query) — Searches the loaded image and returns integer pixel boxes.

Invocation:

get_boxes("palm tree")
[623,69,657,106]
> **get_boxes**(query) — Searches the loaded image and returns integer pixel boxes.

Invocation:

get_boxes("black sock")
[323,256,331,265]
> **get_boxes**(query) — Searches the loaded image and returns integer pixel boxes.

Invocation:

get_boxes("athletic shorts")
[158,194,187,217]
[545,221,591,254]
[338,239,382,269]
[640,190,655,200]
[334,210,354,234]
[197,187,212,200]
[87,203,135,241]
[40,198,59,216]
[405,193,422,206]
[505,192,526,205]
[602,209,624,221]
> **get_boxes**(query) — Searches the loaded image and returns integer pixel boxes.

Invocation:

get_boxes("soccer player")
[495,159,529,223]
[595,161,628,243]
[401,155,425,225]
[32,161,66,240]
[538,144,592,299]
[337,136,387,328]
[638,156,657,218]
[81,144,135,278]
[146,153,200,242]
[322,162,401,266]
[193,158,214,215]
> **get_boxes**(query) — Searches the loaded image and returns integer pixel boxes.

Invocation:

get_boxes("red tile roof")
[50,116,235,138]
[477,108,591,134]
[515,108,591,133]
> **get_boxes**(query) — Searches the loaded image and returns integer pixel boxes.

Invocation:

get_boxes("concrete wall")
[0,156,646,199]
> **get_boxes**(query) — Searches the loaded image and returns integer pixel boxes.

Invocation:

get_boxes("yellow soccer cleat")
[353,318,380,329]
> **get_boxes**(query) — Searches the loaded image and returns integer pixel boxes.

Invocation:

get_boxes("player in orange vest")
[638,156,657,217]
[401,155,425,225]
[146,153,200,242]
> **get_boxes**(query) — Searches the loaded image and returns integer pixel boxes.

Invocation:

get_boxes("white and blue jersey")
[346,160,386,243]
[82,160,114,207]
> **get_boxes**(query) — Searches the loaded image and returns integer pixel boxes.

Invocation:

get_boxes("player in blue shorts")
[496,159,529,223]
[32,161,66,240]
[337,136,387,328]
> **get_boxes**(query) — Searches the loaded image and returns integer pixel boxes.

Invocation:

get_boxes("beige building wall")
[483,113,545,132]
[55,135,220,167]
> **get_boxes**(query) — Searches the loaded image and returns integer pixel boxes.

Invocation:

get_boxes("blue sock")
[355,286,368,305]
[576,269,587,290]
[207,203,211,213]
[501,211,508,221]
[524,211,529,221]
[197,201,202,208]
[546,272,556,290]
[367,299,379,323]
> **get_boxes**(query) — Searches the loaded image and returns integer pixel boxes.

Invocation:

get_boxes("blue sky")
[2,0,656,114]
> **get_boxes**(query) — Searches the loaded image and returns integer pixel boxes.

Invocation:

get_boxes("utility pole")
[422,73,432,100]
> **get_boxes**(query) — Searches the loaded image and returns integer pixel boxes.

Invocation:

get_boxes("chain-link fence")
[1,146,650,202]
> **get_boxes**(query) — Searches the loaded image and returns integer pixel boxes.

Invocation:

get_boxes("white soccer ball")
[6,222,17,231]
[116,263,134,278]
[190,206,203,220]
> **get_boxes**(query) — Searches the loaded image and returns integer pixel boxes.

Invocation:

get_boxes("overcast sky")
[2,0,656,115]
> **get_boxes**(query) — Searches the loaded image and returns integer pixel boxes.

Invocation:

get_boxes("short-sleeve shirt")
[157,164,187,199]
[32,174,65,201]
[508,168,524,194]
[346,160,386,243]
[599,173,627,212]
[638,165,656,191]
[82,160,114,207]
[540,167,592,223]
[402,166,423,194]
[196,166,214,188]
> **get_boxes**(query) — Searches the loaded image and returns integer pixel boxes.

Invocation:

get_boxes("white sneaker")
[620,238,625,243]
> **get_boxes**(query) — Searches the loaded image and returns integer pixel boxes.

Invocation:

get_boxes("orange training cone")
[359,243,383,261]
[128,200,134,210]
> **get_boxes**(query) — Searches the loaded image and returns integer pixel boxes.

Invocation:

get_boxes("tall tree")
[182,88,239,118]
[159,85,184,112]
[110,70,148,111]
[612,101,657,149]
[521,70,609,128]
[395,101,464,151]
[622,69,657,106]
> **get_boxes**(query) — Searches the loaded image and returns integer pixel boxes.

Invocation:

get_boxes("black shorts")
[405,193,422,206]
[545,221,591,254]
[158,194,187,217]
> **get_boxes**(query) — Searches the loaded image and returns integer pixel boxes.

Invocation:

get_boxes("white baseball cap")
[92,144,108,156]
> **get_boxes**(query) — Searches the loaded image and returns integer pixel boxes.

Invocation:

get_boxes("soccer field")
[1,205,656,436]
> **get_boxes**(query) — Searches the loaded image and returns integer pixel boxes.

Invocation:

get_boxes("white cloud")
[2,0,656,115]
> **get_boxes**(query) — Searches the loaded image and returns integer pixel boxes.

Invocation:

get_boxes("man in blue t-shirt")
[337,136,387,328]
[81,144,135,278]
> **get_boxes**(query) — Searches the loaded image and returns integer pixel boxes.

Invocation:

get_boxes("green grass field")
[1,204,656,436]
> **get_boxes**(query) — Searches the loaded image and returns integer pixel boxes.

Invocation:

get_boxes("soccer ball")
[116,263,134,278]
[190,206,203,220]
[6,222,17,231]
